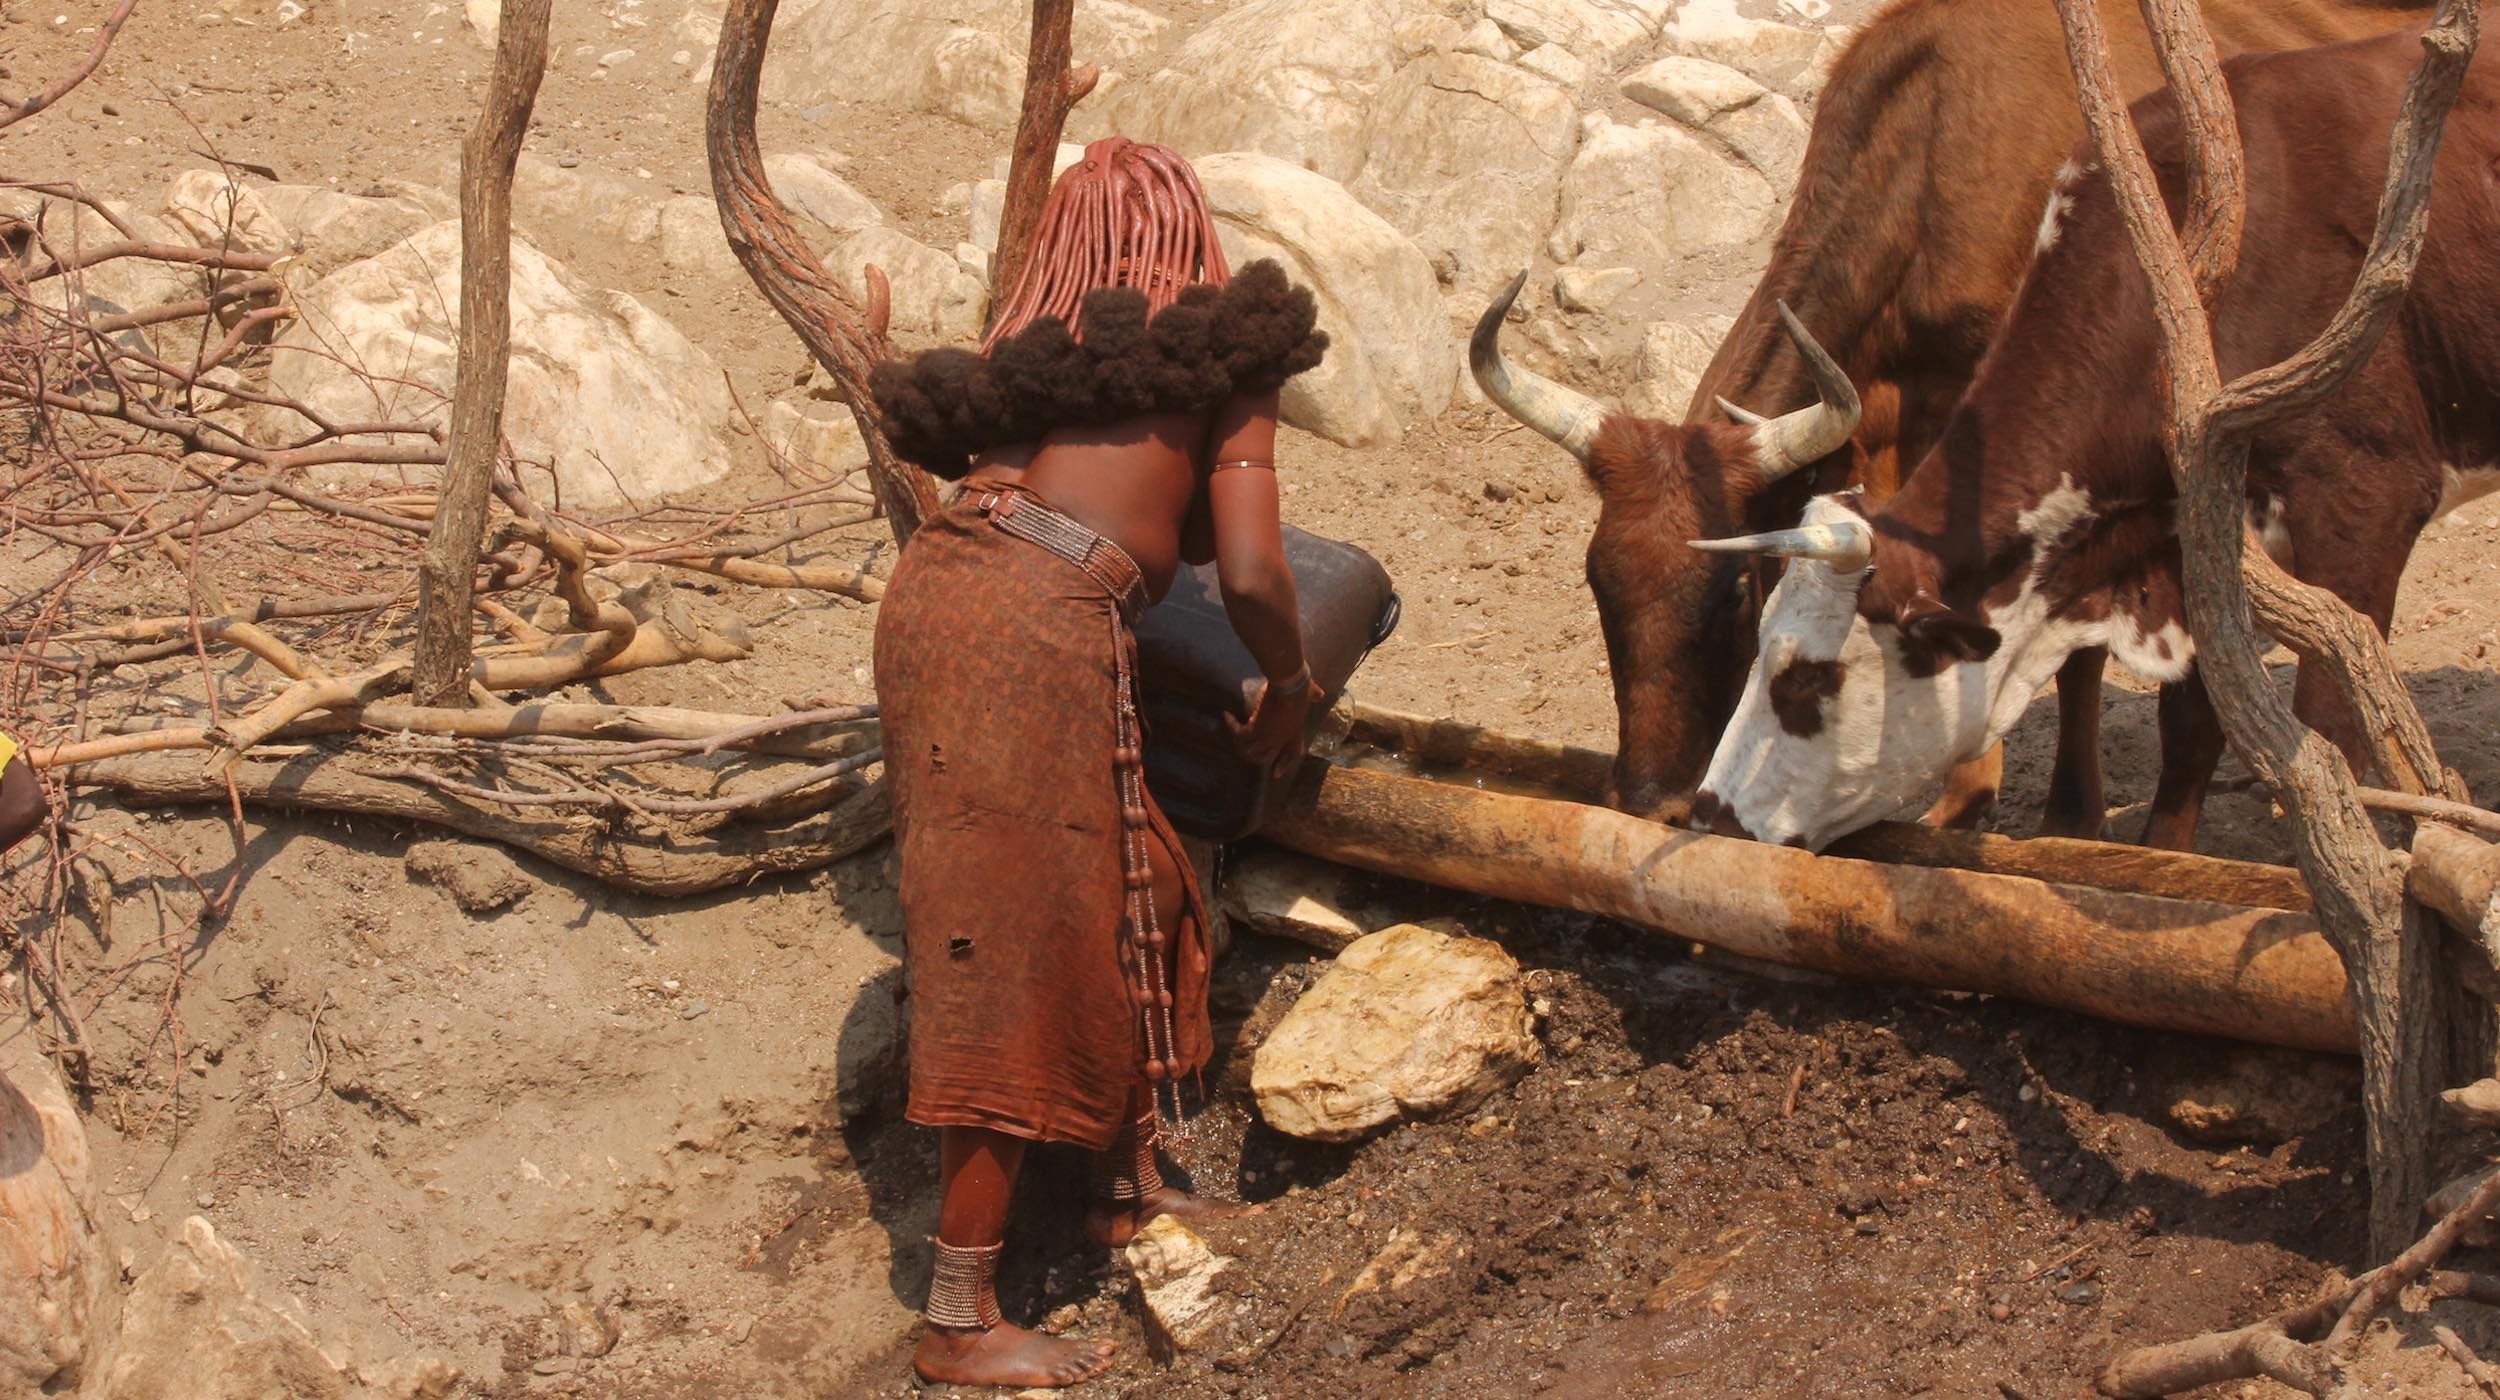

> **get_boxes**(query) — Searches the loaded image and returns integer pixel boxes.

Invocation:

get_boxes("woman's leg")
[1083,836,1263,1248]
[913,1127,1117,1387]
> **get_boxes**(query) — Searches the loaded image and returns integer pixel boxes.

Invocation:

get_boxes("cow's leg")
[2140,669,2224,852]
[2270,465,2422,778]
[1924,747,2003,829]
[2039,647,2108,839]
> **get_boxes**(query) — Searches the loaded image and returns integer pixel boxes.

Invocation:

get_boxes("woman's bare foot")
[913,1322,1115,1388]
[1085,1184,1265,1248]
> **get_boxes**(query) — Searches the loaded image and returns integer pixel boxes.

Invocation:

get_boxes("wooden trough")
[1274,704,2356,1056]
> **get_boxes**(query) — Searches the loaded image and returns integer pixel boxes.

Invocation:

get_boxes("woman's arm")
[1204,391,1304,685]
[1203,392,1312,772]
[0,739,48,856]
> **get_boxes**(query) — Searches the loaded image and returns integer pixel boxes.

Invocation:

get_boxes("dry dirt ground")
[8,1,2500,1397]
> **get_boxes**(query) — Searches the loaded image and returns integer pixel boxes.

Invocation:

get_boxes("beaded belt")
[968,487,1183,1129]
[969,490,1146,621]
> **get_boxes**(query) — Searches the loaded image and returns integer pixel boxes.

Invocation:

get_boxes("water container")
[1134,525,1400,841]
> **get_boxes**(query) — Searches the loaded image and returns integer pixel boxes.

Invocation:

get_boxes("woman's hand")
[1226,667,1313,779]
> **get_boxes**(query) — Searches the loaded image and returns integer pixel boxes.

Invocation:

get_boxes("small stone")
[557,154,581,169]
[101,101,120,116]
[725,1314,756,1345]
[532,1356,576,1375]
[2055,1278,2103,1306]
[598,48,634,67]
[799,104,830,124]
[1483,480,1516,502]
[680,1000,711,1021]
[1987,1299,2012,1322]
[1124,1217,1234,1359]
[2017,1082,2039,1103]
[196,1192,216,1209]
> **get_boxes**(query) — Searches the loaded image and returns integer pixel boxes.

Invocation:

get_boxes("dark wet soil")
[828,871,2388,1400]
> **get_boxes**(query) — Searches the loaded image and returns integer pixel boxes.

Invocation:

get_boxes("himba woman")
[867,136,1328,1388]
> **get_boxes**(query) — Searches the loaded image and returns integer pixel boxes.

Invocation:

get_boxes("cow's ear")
[1895,591,2000,664]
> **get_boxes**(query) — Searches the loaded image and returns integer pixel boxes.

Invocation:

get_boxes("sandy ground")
[6,0,2500,1396]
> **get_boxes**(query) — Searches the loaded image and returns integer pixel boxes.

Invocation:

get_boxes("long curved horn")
[1749,300,1862,483]
[1686,517,1874,573]
[1714,395,1766,426]
[1470,268,1605,462]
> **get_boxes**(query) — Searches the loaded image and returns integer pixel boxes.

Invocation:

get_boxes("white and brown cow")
[1686,24,2500,853]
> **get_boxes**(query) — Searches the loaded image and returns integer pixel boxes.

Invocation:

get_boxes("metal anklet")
[924,1238,1005,1330]
[1092,1114,1166,1203]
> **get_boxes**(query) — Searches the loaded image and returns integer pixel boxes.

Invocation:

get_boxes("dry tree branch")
[991,0,1097,311]
[705,0,939,545]
[411,0,553,707]
[2052,0,2481,1263]
[0,0,143,133]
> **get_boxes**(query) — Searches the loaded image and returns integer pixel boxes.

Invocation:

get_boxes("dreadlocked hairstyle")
[868,136,1326,480]
[982,137,1231,352]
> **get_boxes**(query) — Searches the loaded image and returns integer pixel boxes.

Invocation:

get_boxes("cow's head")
[1685,475,2163,850]
[1471,271,1860,822]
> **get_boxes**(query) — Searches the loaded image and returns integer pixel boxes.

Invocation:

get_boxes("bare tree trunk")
[705,0,939,546]
[990,0,1098,316]
[409,0,553,707]
[2049,0,2481,1258]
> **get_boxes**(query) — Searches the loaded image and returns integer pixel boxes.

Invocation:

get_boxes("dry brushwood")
[68,750,894,897]
[2098,1165,2500,1395]
[2050,0,2481,1258]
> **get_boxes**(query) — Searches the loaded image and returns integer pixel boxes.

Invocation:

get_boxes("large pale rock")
[763,0,1169,130]
[1,192,199,330]
[1122,1216,1234,1359]
[1346,52,1578,308]
[267,222,734,508]
[1621,56,1809,185]
[1093,0,1404,183]
[1658,0,1845,101]
[255,182,455,280]
[1252,923,1540,1142]
[762,152,884,239]
[654,194,740,280]
[763,397,870,477]
[1547,115,1776,278]
[833,225,988,343]
[1485,0,1673,69]
[1626,312,1734,419]
[1198,153,1455,448]
[0,1034,105,1393]
[164,170,292,256]
[512,154,664,249]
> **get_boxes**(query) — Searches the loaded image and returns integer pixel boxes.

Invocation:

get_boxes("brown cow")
[1685,24,2500,852]
[1475,0,2428,834]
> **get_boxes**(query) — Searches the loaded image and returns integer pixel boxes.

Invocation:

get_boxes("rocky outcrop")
[763,0,1171,131]
[266,221,733,509]
[1198,153,1455,449]
[1548,114,1777,279]
[1346,52,1579,308]
[1091,0,1404,183]
[1251,922,1540,1142]
[1626,312,1736,419]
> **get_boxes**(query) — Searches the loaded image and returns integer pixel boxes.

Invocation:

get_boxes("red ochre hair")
[981,136,1232,353]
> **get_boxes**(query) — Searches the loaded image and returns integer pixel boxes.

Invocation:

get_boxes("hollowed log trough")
[1270,708,2357,1056]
